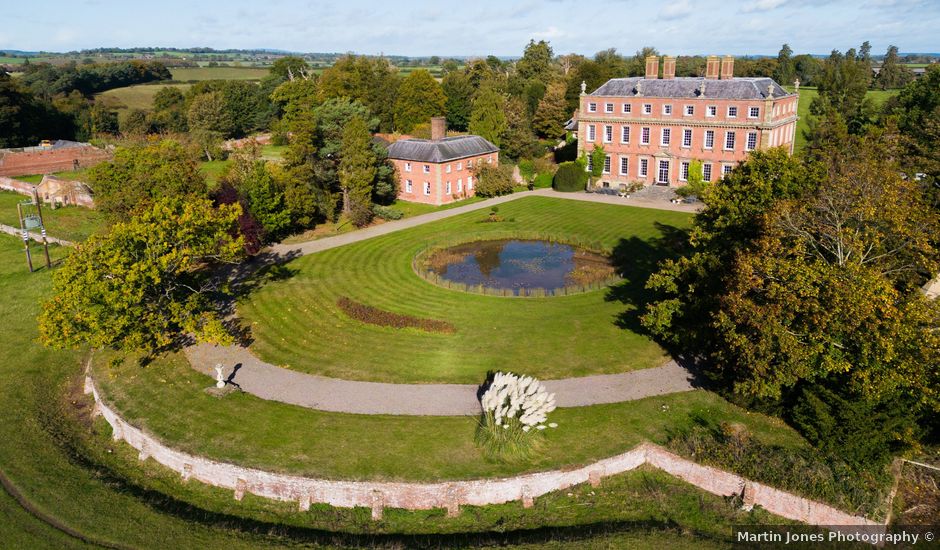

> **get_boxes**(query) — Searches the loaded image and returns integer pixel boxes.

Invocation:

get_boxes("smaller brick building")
[387,118,499,206]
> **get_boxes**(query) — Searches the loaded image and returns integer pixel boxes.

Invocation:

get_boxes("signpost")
[16,189,51,272]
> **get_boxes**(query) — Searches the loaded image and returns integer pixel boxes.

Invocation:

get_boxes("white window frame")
[587,124,596,142]
[457,162,463,170]
[702,163,712,182]
[724,131,736,151]
[586,154,593,172]
[604,102,614,113]
[662,104,673,116]
[748,106,760,118]
[706,105,717,117]
[679,161,690,182]
[588,102,597,113]
[603,155,611,174]
[682,128,692,148]
[704,130,715,149]
[622,103,632,114]
[641,127,651,145]
[746,131,758,151]
[619,156,629,176]
[639,157,649,178]
[446,164,452,174]
[657,159,670,184]
[603,125,613,143]
[404,162,412,172]
[445,181,451,194]
[468,160,473,169]
[424,181,431,195]
[684,105,694,116]
[621,125,630,144]
[423,164,430,174]
[405,179,413,193]
[727,106,738,118]
[643,103,652,115]
[722,164,734,176]
[467,175,473,189]
[660,127,671,146]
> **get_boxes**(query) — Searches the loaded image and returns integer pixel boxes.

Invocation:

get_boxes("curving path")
[186,190,701,415]
[186,343,696,416]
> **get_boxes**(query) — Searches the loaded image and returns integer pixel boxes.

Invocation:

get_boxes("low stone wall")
[0,176,34,195]
[84,375,886,532]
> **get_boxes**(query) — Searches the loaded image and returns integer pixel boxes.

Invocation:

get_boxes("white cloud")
[742,0,789,12]
[660,0,693,20]
[532,26,565,39]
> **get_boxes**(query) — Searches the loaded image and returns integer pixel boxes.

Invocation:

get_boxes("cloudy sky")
[1,0,936,57]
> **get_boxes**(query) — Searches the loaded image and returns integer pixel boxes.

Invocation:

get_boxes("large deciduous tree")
[39,197,244,355]
[889,64,940,188]
[393,69,446,133]
[87,140,207,218]
[442,71,473,131]
[532,82,569,139]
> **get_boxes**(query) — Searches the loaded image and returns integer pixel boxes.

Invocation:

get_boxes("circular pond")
[421,239,616,296]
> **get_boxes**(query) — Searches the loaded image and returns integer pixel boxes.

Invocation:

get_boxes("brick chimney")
[705,56,720,79]
[662,56,676,79]
[720,55,735,80]
[430,116,446,141]
[645,56,659,79]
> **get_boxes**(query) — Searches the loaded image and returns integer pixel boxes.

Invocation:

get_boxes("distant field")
[169,66,269,81]
[96,83,192,114]
[788,86,898,151]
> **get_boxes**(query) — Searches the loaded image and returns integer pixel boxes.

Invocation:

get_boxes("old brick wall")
[84,375,887,533]
[0,145,110,177]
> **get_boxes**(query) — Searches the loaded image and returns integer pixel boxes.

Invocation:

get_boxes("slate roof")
[589,77,790,100]
[386,135,498,163]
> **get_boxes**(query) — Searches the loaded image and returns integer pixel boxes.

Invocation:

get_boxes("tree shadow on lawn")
[213,249,303,347]
[604,222,688,335]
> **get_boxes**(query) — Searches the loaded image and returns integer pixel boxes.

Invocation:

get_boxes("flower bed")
[336,296,456,334]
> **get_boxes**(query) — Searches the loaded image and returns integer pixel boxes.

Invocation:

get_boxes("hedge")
[552,161,588,192]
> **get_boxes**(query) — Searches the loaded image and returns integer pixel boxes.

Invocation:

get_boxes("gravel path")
[185,343,696,416]
[185,190,701,415]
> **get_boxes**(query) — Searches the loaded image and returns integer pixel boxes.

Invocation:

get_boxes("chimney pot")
[645,56,659,79]
[430,116,446,141]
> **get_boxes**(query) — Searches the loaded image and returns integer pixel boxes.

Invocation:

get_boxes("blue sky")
[1,0,937,57]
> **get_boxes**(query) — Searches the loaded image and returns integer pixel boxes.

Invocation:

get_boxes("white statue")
[214,364,225,389]
[580,80,586,95]
[794,78,801,92]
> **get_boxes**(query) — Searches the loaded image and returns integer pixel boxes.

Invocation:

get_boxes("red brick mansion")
[574,55,799,188]
[387,117,499,206]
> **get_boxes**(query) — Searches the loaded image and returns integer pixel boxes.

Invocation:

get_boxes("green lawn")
[0,190,106,242]
[391,195,487,217]
[0,232,789,546]
[790,86,899,151]
[170,67,270,81]
[95,348,806,482]
[96,83,192,112]
[199,159,231,186]
[240,196,691,383]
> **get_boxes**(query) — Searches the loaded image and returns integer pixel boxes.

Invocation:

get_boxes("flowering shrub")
[477,372,557,461]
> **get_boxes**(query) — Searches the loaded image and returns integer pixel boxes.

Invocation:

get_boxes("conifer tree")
[393,69,446,133]
[468,82,507,146]
[339,116,377,225]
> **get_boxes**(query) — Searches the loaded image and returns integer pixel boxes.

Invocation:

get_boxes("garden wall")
[84,375,886,535]
[0,142,110,177]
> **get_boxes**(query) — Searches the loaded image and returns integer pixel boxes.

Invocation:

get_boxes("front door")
[656,159,670,186]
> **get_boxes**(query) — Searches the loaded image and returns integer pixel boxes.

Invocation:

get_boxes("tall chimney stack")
[662,56,676,79]
[720,55,735,80]
[645,56,659,79]
[430,116,446,141]
[705,56,720,79]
